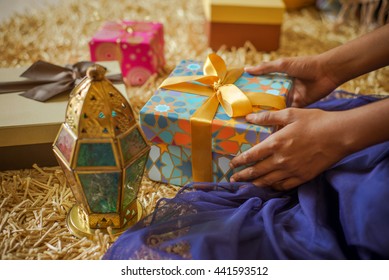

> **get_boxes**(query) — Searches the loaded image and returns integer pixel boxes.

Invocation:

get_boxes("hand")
[229,108,349,191]
[245,55,339,108]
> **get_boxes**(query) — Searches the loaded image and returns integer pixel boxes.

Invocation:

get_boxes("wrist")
[317,51,344,88]
[335,98,389,155]
[318,110,358,159]
[334,110,364,155]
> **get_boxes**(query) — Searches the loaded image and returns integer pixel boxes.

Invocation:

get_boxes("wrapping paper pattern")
[140,59,293,185]
[146,144,239,186]
[89,21,165,86]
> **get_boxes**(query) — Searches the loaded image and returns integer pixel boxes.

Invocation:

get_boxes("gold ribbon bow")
[160,53,286,182]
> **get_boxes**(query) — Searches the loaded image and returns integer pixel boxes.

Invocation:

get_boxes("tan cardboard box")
[205,21,282,52]
[203,0,285,51]
[283,0,316,9]
[0,61,125,170]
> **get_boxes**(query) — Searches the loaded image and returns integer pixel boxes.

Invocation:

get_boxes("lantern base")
[66,201,145,240]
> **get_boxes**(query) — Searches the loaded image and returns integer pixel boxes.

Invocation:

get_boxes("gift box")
[0,61,125,171]
[89,20,165,86]
[139,54,293,186]
[203,0,285,51]
[283,0,316,9]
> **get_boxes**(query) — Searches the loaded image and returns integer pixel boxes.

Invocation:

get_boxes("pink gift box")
[89,20,165,86]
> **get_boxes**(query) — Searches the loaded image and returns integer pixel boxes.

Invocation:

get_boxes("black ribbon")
[0,60,123,102]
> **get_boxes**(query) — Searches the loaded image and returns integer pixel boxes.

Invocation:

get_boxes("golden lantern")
[53,64,149,238]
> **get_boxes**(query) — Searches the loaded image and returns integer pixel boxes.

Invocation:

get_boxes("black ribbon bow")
[0,60,123,102]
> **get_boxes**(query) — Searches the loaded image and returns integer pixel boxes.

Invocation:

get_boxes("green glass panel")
[120,128,148,164]
[122,153,148,211]
[78,173,120,213]
[77,143,116,166]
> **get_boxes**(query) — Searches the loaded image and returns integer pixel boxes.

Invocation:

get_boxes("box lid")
[140,59,293,156]
[203,0,285,24]
[283,0,315,9]
[0,61,126,147]
[89,20,163,45]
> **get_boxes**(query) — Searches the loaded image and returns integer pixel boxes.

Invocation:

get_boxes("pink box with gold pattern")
[89,20,165,86]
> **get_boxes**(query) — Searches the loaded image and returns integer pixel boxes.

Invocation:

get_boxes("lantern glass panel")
[55,126,76,163]
[77,143,116,166]
[57,157,77,189]
[78,172,120,213]
[122,152,148,211]
[120,128,148,165]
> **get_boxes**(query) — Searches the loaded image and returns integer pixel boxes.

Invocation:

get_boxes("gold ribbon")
[160,53,286,182]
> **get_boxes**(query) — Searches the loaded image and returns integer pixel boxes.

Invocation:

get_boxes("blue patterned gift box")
[140,59,293,186]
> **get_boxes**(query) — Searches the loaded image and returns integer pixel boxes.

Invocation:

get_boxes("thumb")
[246,109,294,126]
[244,58,290,75]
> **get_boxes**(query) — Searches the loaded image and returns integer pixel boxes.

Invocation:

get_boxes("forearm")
[338,97,389,154]
[319,24,389,86]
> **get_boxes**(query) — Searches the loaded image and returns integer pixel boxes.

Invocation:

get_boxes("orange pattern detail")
[217,126,235,139]
[219,141,240,154]
[175,133,191,146]
[178,119,191,133]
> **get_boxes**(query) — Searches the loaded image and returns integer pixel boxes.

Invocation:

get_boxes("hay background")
[0,0,388,260]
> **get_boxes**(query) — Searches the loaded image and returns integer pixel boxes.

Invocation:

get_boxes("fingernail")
[230,177,235,183]
[244,66,256,72]
[229,162,234,169]
[246,114,255,122]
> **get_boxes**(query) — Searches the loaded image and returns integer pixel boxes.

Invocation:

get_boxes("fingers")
[230,109,298,169]
[246,108,296,126]
[230,161,302,191]
[234,168,288,186]
[232,168,302,191]
[230,157,276,182]
[271,177,302,191]
[229,139,273,169]
[244,58,291,75]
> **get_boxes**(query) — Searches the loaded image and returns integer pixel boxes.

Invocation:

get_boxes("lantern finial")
[86,64,106,81]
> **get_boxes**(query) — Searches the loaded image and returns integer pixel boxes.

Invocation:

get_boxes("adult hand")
[245,24,389,109]
[245,55,339,108]
[231,24,389,190]
[229,108,349,191]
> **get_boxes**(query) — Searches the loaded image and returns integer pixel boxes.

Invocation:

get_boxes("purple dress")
[103,91,389,260]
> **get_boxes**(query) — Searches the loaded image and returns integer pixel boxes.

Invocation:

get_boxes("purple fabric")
[103,91,389,260]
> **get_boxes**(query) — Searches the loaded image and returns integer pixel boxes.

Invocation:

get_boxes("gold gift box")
[283,0,316,9]
[0,61,125,170]
[203,0,286,51]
